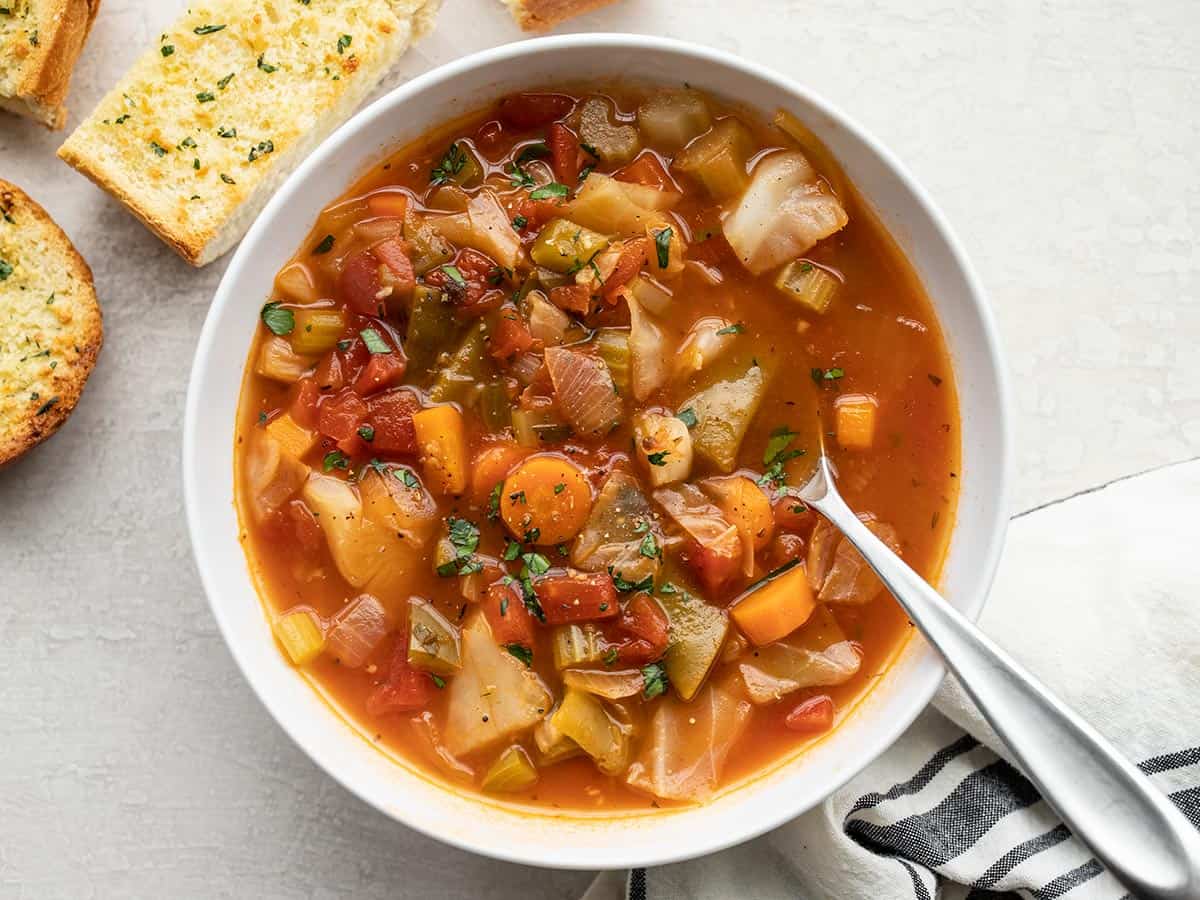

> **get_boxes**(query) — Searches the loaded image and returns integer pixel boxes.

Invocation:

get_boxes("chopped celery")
[637,89,712,149]
[681,365,770,472]
[551,623,606,670]
[550,688,632,775]
[578,97,640,165]
[659,589,729,701]
[480,381,513,431]
[290,309,346,356]
[273,610,325,665]
[405,285,459,379]
[530,218,609,273]
[265,412,317,459]
[404,213,454,275]
[673,118,756,201]
[405,600,456,676]
[429,321,491,404]
[593,328,631,395]
[511,404,572,448]
[481,745,539,793]
[256,335,314,383]
[775,260,839,313]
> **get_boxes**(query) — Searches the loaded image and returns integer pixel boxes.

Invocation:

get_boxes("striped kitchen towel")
[583,460,1200,900]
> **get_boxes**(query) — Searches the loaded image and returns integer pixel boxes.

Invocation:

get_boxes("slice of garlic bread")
[0,0,100,129]
[0,180,102,466]
[57,0,441,267]
[499,0,618,30]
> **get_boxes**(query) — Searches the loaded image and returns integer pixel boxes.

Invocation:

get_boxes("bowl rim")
[183,32,1013,870]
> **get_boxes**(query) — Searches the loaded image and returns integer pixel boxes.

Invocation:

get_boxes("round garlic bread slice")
[0,179,102,465]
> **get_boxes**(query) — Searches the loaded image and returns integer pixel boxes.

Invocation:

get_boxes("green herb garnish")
[641,663,668,699]
[360,328,390,354]
[260,302,294,335]
[312,234,334,254]
[654,226,672,269]
[529,182,569,201]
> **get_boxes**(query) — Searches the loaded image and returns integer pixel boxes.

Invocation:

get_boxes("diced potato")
[632,412,693,486]
[681,365,770,472]
[481,745,539,793]
[775,260,840,313]
[551,623,606,670]
[257,335,315,383]
[550,688,632,775]
[835,394,878,450]
[618,180,682,212]
[637,89,712,149]
[658,588,728,701]
[567,174,661,235]
[265,412,317,459]
[274,261,320,304]
[412,405,468,495]
[577,97,640,165]
[290,309,346,356]
[408,598,462,676]
[530,218,609,273]
[701,475,774,576]
[673,118,755,201]
[730,561,815,646]
[273,610,325,665]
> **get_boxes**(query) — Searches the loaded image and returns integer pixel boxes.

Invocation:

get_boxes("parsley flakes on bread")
[0,0,100,129]
[0,180,102,466]
[58,0,442,267]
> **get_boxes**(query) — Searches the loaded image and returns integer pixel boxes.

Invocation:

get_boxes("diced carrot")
[367,191,409,220]
[412,404,468,495]
[353,350,407,396]
[318,388,368,442]
[835,394,878,450]
[730,561,816,646]
[365,389,420,455]
[483,580,536,647]
[784,695,835,734]
[548,122,581,183]
[498,92,575,128]
[471,441,529,505]
[615,152,674,190]
[535,571,620,625]
[549,284,591,315]
[490,308,535,361]
[602,238,650,303]
[499,455,593,544]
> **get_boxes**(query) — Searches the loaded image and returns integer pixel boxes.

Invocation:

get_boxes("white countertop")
[2,1,1197,896]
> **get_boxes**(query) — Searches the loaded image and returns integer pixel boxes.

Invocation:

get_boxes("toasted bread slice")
[58,0,441,267]
[0,0,100,129]
[499,0,618,30]
[0,180,102,466]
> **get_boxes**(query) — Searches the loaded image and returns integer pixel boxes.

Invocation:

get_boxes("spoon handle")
[804,466,1200,899]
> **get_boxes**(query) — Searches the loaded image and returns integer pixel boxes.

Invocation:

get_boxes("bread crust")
[0,179,103,466]
[506,0,617,30]
[4,0,101,129]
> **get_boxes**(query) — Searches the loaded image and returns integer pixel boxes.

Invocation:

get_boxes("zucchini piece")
[290,309,346,356]
[407,597,462,676]
[550,688,632,776]
[659,588,728,701]
[680,365,770,472]
[429,320,491,404]
[593,328,631,395]
[530,218,609,273]
[551,623,606,670]
[405,284,459,379]
[481,745,539,793]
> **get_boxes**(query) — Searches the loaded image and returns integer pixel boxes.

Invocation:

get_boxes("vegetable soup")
[235,85,959,809]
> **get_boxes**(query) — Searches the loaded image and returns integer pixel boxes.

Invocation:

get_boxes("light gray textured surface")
[1,1,1197,897]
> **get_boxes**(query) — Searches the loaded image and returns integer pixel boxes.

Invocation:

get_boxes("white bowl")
[184,34,1012,870]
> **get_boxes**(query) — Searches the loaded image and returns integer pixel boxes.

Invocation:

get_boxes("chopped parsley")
[677,407,698,428]
[217,72,235,90]
[217,125,237,138]
[220,173,236,184]
[529,182,569,201]
[359,328,390,354]
[509,490,527,505]
[654,226,672,269]
[0,259,12,281]
[178,136,197,149]
[196,91,215,103]
[603,647,619,667]
[515,142,550,166]
[399,469,420,488]
[35,397,59,416]
[440,264,466,287]
[248,140,274,162]
[505,644,533,667]
[521,552,551,577]
[641,663,668,699]
[336,34,352,54]
[716,322,744,335]
[437,517,482,577]
[812,366,845,384]
[322,450,349,472]
[193,24,226,35]
[507,162,536,189]
[553,482,566,494]
[257,54,278,73]
[759,425,805,488]
[149,141,167,157]
[260,301,294,335]
[431,674,446,689]
[430,142,466,185]
[312,234,335,254]
[646,450,669,466]
[511,214,528,231]
[638,532,660,560]
[487,483,503,520]
[357,425,375,442]
[609,568,653,594]
[161,45,174,57]
[503,540,521,562]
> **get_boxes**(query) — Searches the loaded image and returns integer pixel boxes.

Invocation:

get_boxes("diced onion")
[326,594,390,668]
[545,346,623,436]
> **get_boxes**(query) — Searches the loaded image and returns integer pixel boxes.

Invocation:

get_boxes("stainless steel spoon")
[795,453,1200,900]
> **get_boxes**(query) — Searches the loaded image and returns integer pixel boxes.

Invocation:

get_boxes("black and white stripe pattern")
[626,735,1200,899]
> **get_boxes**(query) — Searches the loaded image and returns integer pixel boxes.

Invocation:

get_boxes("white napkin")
[584,459,1200,900]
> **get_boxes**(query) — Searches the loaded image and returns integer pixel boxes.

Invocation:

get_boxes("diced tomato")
[288,376,321,429]
[367,191,409,219]
[475,119,506,153]
[498,92,574,129]
[534,571,620,625]
[314,337,368,394]
[366,636,435,716]
[602,238,649,302]
[339,250,384,316]
[287,499,323,554]
[364,389,421,455]
[684,541,741,594]
[772,496,816,535]
[490,307,534,361]
[483,580,536,648]
[372,238,416,299]
[337,434,368,457]
[784,695,836,734]
[353,350,408,396]
[615,152,675,191]
[548,122,582,184]
[548,284,591,316]
[318,388,368,442]
[513,198,563,232]
[425,248,507,319]
[604,594,670,665]
[767,532,806,569]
